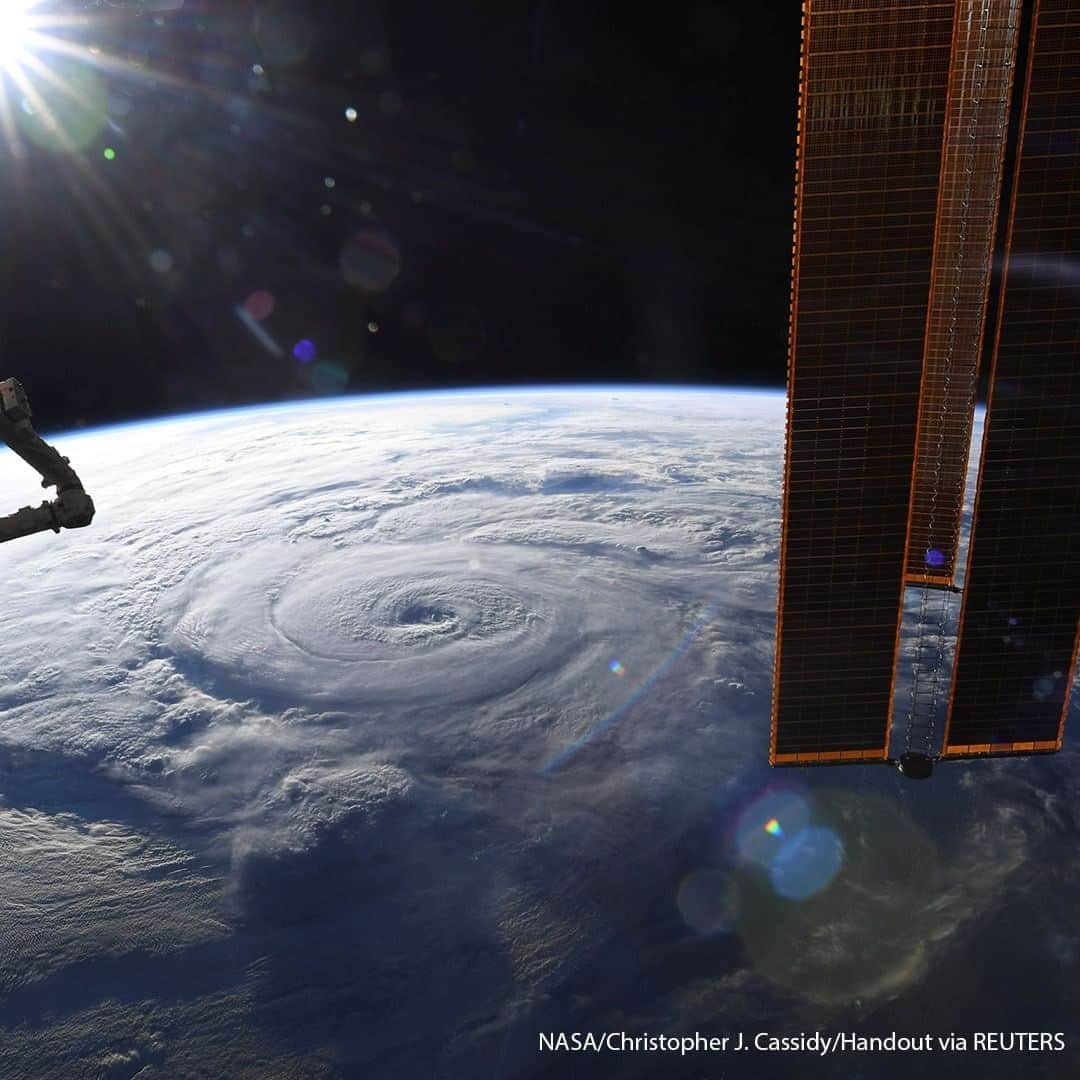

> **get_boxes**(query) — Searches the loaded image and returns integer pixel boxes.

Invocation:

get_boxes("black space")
[0,1,799,432]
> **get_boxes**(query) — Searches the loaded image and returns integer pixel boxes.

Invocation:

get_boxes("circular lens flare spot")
[925,548,946,569]
[244,290,275,321]
[1033,675,1057,701]
[311,360,349,394]
[733,790,810,869]
[252,3,314,66]
[676,869,739,936]
[608,659,625,676]
[768,825,844,900]
[149,250,174,274]
[17,55,110,154]
[341,227,402,294]
[293,339,316,364]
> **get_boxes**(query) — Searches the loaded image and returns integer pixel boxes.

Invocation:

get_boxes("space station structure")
[0,378,95,543]
[772,0,1079,776]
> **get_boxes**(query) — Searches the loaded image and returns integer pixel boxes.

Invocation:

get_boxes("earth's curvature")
[0,387,1077,1080]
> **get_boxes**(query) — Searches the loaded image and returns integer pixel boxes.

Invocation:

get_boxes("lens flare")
[676,869,739,936]
[0,3,35,72]
[768,825,844,900]
[733,790,809,868]
[293,339,317,364]
[244,290,275,321]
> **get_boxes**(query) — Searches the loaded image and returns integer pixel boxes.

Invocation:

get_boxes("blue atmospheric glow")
[29,384,986,449]
[35,384,787,444]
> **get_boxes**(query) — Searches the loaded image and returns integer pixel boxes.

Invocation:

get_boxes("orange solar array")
[904,0,1022,587]
[772,0,954,764]
[943,0,1080,758]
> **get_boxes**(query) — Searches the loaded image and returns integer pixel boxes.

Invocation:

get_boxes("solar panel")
[772,0,954,765]
[943,0,1080,757]
[904,0,1022,587]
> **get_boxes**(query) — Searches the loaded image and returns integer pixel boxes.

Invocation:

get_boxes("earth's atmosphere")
[0,388,1076,1079]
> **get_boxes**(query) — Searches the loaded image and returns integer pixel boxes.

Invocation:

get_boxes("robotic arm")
[0,378,95,544]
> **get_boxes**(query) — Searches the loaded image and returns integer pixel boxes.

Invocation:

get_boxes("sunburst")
[0,1,154,279]
[0,1,98,150]
[0,1,39,72]
[0,1,310,285]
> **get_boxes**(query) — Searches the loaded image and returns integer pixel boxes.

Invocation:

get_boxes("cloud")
[0,390,1074,1076]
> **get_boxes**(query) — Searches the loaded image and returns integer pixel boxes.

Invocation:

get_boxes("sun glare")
[0,2,36,71]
